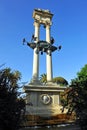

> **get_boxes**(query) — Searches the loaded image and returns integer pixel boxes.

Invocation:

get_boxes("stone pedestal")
[24,83,66,117]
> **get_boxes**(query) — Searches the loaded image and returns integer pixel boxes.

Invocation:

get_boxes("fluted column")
[46,24,53,82]
[32,21,40,81]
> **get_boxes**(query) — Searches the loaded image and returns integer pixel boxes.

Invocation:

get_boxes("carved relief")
[40,94,52,105]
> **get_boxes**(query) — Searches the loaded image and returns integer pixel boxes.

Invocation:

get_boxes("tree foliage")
[52,77,68,86]
[0,68,25,130]
[40,73,47,84]
[62,64,87,129]
[40,73,68,86]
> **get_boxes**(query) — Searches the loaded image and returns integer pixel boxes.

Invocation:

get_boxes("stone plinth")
[24,83,67,117]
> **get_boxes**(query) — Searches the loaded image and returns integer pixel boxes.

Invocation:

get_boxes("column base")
[29,78,42,85]
[46,81,57,86]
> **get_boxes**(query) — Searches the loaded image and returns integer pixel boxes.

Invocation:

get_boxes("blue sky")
[0,0,87,84]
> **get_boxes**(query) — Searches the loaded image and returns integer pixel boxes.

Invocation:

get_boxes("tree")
[40,73,68,86]
[62,64,87,130]
[0,68,25,130]
[40,73,47,84]
[52,77,68,86]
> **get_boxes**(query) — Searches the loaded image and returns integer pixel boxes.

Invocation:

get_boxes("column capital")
[45,21,52,27]
[34,20,40,27]
[45,23,51,30]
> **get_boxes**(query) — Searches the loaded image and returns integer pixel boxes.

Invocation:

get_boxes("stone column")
[46,24,53,82]
[32,21,40,81]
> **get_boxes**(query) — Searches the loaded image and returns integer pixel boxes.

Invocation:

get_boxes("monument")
[23,9,66,117]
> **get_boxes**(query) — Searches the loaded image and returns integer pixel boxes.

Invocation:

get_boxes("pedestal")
[24,83,67,117]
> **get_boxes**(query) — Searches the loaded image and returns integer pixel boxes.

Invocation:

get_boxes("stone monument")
[23,9,66,117]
